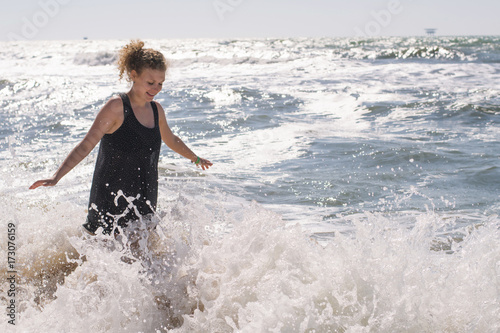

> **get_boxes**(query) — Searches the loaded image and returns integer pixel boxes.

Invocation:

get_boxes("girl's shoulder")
[92,95,126,134]
[102,95,125,114]
[152,99,163,108]
[94,95,125,124]
[153,100,167,120]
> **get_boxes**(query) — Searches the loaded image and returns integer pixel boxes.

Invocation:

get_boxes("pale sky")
[2,0,499,41]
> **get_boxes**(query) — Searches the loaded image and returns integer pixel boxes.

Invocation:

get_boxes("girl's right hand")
[29,178,58,189]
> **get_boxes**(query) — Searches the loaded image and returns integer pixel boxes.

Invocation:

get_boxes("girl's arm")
[30,97,123,189]
[156,102,212,170]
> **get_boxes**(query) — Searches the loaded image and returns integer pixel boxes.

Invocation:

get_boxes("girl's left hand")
[193,157,213,170]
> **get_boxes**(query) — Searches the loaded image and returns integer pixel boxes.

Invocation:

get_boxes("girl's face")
[130,68,165,101]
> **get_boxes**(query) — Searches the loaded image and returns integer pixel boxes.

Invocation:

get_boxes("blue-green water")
[1,37,499,332]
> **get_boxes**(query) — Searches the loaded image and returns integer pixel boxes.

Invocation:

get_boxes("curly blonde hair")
[117,40,168,81]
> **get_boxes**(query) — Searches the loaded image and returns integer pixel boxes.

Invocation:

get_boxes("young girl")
[30,40,212,235]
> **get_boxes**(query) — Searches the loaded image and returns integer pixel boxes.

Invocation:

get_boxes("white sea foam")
[204,86,242,108]
[1,190,498,332]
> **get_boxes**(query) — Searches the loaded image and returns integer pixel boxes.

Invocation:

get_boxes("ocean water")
[1,36,500,332]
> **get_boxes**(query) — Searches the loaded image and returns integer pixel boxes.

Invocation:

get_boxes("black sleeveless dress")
[83,93,162,235]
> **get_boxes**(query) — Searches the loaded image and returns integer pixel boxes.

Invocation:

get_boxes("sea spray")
[173,204,500,332]
[1,189,499,332]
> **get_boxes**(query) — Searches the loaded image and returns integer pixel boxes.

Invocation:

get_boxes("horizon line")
[2,34,499,43]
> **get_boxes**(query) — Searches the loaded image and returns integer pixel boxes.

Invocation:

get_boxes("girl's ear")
[130,70,138,83]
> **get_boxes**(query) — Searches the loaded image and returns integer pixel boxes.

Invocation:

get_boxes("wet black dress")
[83,93,162,235]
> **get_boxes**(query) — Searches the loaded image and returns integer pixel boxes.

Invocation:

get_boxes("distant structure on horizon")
[425,29,437,36]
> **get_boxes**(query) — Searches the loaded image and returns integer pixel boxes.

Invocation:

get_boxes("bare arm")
[157,102,212,170]
[29,97,123,189]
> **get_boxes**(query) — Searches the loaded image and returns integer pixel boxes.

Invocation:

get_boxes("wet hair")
[117,40,168,81]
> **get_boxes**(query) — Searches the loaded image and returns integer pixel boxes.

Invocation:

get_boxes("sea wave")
[374,46,469,61]
[1,35,500,332]
[2,36,499,71]
[1,193,499,332]
[73,51,117,66]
